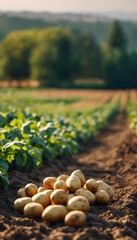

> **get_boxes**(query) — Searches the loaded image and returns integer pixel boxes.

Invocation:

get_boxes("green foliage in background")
[0,30,37,81]
[30,28,75,86]
[76,33,103,79]
[0,15,137,52]
[0,20,137,88]
[103,21,137,89]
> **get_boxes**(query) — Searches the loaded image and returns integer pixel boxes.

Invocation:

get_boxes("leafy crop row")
[127,100,137,133]
[0,102,120,189]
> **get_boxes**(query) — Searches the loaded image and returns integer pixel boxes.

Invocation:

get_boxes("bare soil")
[0,110,137,240]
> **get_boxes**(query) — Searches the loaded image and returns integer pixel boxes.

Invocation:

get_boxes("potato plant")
[0,101,120,189]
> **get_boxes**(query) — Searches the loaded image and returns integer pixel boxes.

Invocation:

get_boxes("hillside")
[0,12,137,52]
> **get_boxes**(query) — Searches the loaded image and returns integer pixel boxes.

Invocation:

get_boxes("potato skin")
[25,183,38,197]
[24,202,44,218]
[42,205,67,223]
[43,177,56,189]
[75,188,95,205]
[32,192,50,208]
[68,194,75,201]
[86,179,98,193]
[57,175,69,182]
[96,180,114,199]
[50,189,68,205]
[17,188,26,198]
[65,210,86,227]
[66,176,81,193]
[95,190,110,204]
[53,180,67,191]
[38,187,45,193]
[71,170,86,186]
[14,197,32,213]
[67,196,89,212]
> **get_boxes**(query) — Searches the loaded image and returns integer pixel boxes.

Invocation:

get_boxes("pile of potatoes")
[14,170,113,227]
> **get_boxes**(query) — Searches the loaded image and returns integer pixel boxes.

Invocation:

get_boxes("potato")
[71,170,86,186]
[67,196,89,212]
[25,183,38,197]
[53,180,67,191]
[68,194,75,201]
[50,189,68,205]
[32,192,50,208]
[42,205,67,223]
[38,187,45,193]
[24,202,44,218]
[43,189,53,198]
[43,177,56,189]
[86,179,98,193]
[75,188,95,205]
[66,176,81,193]
[95,190,110,204]
[65,210,86,227]
[14,197,32,213]
[57,175,69,182]
[96,180,114,199]
[17,188,26,198]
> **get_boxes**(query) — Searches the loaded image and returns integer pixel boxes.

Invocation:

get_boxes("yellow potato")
[14,197,32,213]
[53,180,67,191]
[96,180,114,199]
[25,183,38,197]
[67,196,89,212]
[86,179,98,193]
[71,170,86,186]
[43,189,53,199]
[32,192,50,208]
[42,205,67,223]
[75,188,95,205]
[24,202,44,218]
[38,187,45,193]
[66,176,81,193]
[17,188,26,198]
[50,189,68,205]
[65,210,86,227]
[95,190,110,204]
[43,177,56,189]
[68,194,75,201]
[57,175,69,182]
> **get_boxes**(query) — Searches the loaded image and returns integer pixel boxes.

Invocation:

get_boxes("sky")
[0,0,137,13]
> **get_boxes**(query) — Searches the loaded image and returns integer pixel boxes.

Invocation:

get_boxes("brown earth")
[0,110,137,240]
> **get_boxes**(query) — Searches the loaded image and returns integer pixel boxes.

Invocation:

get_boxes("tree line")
[0,21,137,89]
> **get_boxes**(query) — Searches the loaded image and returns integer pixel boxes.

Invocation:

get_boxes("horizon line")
[0,10,137,14]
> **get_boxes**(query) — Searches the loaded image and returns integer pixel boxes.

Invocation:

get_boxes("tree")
[76,33,102,79]
[30,28,75,87]
[108,21,127,51]
[104,49,130,89]
[0,30,37,84]
[104,21,130,89]
[128,52,137,88]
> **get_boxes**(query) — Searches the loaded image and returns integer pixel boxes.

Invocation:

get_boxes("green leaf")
[0,170,9,189]
[6,112,17,123]
[15,152,25,167]
[6,128,23,141]
[21,121,35,134]
[0,158,9,172]
[0,113,7,127]
[3,140,26,149]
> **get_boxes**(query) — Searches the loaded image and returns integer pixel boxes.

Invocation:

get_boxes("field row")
[0,89,137,190]
[0,101,119,189]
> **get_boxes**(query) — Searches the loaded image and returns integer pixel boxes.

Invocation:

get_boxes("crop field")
[0,88,137,240]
